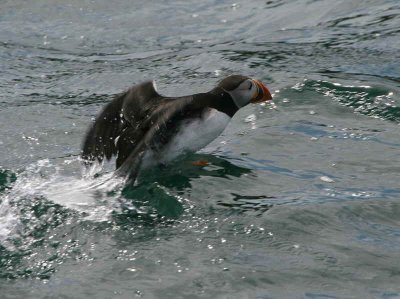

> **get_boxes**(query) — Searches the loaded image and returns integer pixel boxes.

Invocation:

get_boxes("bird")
[81,75,272,182]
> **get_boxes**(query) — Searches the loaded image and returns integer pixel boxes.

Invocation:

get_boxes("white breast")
[143,109,230,167]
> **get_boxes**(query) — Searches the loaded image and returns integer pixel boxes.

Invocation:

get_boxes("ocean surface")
[1,0,400,298]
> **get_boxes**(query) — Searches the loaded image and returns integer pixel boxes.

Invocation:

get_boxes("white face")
[226,79,258,108]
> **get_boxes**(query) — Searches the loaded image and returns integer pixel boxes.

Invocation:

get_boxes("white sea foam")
[0,158,125,250]
[0,196,19,250]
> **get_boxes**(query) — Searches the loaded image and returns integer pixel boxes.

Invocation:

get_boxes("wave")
[292,79,400,122]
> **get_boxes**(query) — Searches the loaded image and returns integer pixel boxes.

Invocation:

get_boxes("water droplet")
[135,290,142,297]
[244,114,256,123]
[320,176,335,183]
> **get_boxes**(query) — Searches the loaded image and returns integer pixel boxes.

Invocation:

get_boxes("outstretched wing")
[81,81,194,179]
[114,98,193,179]
[81,92,126,164]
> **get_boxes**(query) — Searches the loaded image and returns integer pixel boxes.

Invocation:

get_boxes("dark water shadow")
[0,169,16,194]
[115,153,253,222]
[140,153,253,190]
[217,193,276,215]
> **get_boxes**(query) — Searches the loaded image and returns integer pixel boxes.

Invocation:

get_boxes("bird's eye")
[248,82,252,90]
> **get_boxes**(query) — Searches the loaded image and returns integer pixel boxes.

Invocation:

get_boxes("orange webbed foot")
[192,160,209,167]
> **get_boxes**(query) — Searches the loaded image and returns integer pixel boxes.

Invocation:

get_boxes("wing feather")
[81,80,195,180]
[81,92,125,164]
[115,96,194,180]
[81,81,160,164]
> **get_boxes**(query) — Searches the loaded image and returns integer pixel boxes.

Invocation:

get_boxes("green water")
[1,0,400,298]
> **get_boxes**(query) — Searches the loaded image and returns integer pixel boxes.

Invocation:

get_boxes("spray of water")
[0,158,126,250]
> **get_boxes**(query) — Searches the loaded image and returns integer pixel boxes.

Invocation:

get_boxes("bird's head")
[218,75,273,108]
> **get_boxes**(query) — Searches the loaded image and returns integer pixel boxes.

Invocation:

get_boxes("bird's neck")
[193,87,238,118]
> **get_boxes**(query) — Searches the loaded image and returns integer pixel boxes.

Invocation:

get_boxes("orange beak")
[250,79,273,103]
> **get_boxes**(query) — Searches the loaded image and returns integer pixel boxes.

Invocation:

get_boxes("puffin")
[81,75,272,181]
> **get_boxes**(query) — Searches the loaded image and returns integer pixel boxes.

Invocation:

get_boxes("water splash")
[0,158,126,251]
